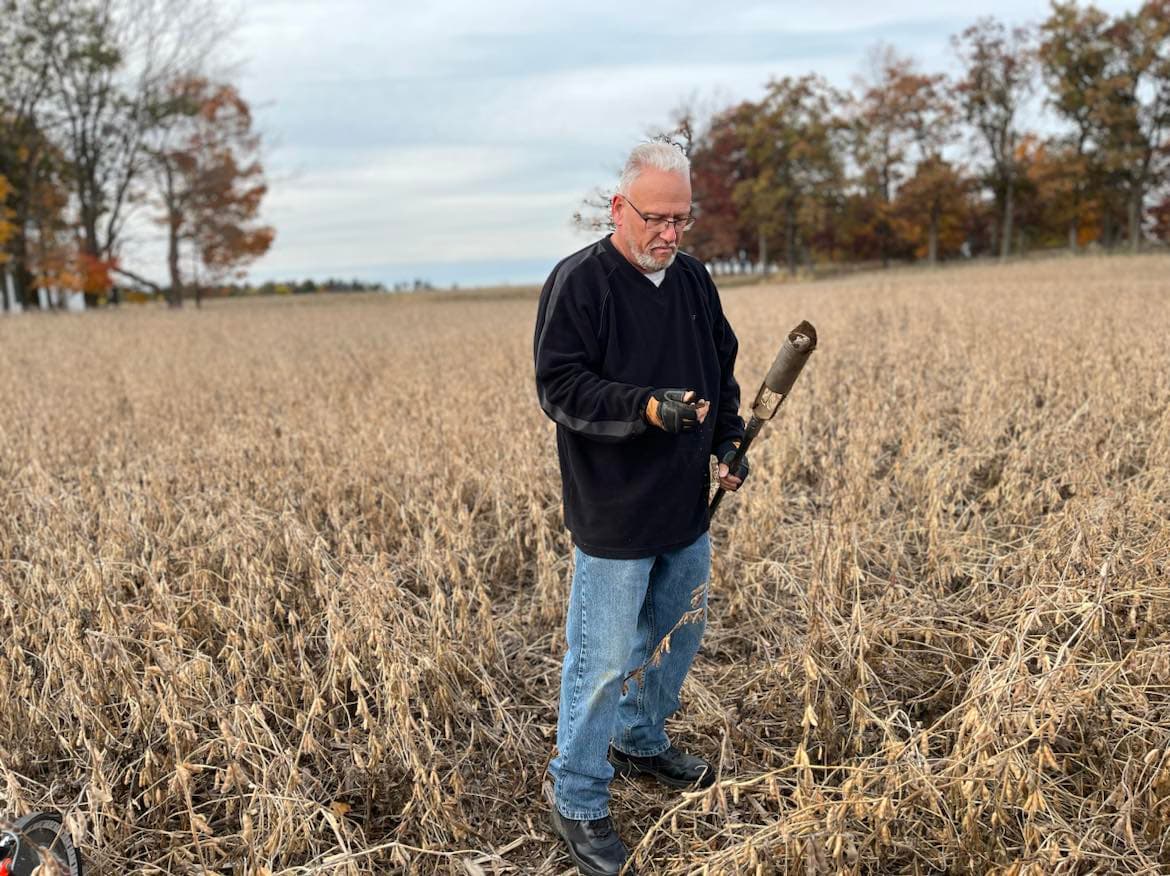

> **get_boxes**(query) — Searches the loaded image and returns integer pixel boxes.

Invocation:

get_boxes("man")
[533,141,748,876]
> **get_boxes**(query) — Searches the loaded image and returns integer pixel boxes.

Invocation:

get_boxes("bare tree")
[38,0,230,302]
[571,102,704,235]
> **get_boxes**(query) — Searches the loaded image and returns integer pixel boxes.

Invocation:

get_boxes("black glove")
[645,388,705,433]
[718,444,749,485]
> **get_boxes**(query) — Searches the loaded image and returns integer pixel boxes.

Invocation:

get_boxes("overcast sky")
[130,0,1142,289]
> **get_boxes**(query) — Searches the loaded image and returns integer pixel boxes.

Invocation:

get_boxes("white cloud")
[242,145,585,269]
[119,0,1148,287]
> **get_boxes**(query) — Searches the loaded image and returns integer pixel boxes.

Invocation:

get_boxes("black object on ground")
[0,811,84,876]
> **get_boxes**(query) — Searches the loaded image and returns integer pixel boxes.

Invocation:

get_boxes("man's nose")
[659,223,679,243]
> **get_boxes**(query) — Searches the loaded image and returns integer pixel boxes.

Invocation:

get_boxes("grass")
[1,252,1168,874]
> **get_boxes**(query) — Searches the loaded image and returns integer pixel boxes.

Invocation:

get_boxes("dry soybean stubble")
[0,255,1168,873]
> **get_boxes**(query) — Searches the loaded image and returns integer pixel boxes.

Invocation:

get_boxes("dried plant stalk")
[0,254,1167,873]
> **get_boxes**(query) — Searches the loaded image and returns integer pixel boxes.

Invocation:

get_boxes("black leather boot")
[549,808,633,876]
[609,744,716,789]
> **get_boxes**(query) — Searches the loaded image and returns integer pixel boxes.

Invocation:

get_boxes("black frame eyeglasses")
[621,197,697,233]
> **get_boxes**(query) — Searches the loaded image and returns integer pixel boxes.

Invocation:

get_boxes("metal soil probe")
[623,320,818,692]
[710,319,817,516]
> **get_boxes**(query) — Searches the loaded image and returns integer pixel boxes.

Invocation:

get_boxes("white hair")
[617,141,691,195]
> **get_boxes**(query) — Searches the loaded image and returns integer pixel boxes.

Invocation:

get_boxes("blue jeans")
[550,531,711,820]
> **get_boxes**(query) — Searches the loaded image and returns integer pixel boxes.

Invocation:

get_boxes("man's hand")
[644,389,710,433]
[717,444,749,491]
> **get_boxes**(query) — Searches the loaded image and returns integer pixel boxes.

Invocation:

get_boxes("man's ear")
[610,194,623,229]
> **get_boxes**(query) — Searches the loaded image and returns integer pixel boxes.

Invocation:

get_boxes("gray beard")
[633,246,677,272]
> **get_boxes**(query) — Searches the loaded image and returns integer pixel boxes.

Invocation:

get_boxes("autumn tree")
[0,174,14,283]
[27,147,83,306]
[147,76,273,307]
[1151,190,1170,243]
[0,0,63,308]
[843,48,964,265]
[0,134,75,309]
[847,46,919,265]
[1039,1,1113,250]
[1096,0,1170,251]
[1012,134,1082,250]
[953,17,1037,258]
[901,66,962,265]
[892,159,972,262]
[27,0,227,303]
[735,75,845,276]
[687,101,757,264]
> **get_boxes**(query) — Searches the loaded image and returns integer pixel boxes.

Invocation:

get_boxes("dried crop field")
[1,254,1169,875]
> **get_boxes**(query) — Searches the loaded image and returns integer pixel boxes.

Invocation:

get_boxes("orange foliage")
[30,231,109,298]
[21,155,85,292]
[891,158,970,260]
[77,252,116,295]
[0,174,14,264]
[1017,135,1103,247]
[157,77,275,288]
[31,242,82,293]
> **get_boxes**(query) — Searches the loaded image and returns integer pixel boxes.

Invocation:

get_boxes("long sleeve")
[534,267,651,443]
[709,285,745,457]
[534,237,739,557]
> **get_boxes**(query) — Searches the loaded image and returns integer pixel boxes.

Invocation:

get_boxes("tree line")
[585,2,1170,274]
[0,0,273,310]
[248,278,390,296]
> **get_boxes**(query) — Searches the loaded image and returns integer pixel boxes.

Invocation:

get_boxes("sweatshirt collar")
[601,235,673,289]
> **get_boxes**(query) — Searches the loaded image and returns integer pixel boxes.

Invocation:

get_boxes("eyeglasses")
[621,197,696,233]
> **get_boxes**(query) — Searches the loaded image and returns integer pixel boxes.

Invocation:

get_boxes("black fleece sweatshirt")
[533,235,745,559]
